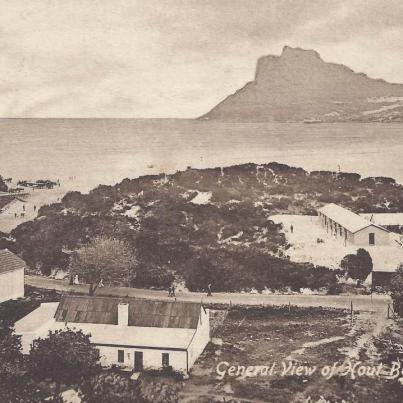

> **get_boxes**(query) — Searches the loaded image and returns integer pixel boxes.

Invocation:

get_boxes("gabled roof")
[0,249,26,275]
[318,204,388,234]
[54,295,202,329]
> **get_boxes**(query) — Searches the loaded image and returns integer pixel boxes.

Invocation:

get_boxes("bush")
[390,265,403,316]
[80,371,140,403]
[327,283,344,295]
[133,265,174,289]
[340,248,372,284]
[29,329,100,394]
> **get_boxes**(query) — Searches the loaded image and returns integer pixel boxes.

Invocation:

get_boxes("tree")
[0,176,7,192]
[390,264,403,316]
[0,326,46,403]
[70,237,137,295]
[29,329,100,395]
[81,372,140,403]
[340,248,373,284]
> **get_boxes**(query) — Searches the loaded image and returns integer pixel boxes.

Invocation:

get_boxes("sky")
[1,0,403,118]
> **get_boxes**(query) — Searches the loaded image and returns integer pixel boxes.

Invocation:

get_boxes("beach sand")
[0,186,69,233]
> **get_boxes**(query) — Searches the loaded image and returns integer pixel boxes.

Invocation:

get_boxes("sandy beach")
[0,185,69,233]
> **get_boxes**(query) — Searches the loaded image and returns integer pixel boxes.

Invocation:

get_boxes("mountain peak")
[201,46,403,122]
[280,46,322,61]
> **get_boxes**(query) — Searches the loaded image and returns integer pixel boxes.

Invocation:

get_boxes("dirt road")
[25,275,390,312]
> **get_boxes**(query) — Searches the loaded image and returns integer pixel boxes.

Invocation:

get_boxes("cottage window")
[162,353,169,367]
[369,233,375,245]
[118,349,125,363]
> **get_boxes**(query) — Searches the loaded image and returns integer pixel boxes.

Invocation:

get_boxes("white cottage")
[318,204,390,246]
[0,249,25,303]
[15,295,210,374]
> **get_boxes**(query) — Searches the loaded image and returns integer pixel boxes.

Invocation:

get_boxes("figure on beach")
[207,283,212,297]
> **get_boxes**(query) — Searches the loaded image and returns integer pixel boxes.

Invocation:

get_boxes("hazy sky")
[1,0,403,118]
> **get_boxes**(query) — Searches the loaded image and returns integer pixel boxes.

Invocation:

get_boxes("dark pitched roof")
[0,249,26,275]
[54,295,202,329]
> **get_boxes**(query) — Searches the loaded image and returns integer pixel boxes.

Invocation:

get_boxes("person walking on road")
[290,224,294,234]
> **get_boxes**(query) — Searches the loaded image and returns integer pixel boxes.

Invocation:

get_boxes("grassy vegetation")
[181,306,403,403]
[2,162,403,292]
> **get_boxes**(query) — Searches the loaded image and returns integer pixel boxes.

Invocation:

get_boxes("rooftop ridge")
[318,203,388,233]
[59,293,202,306]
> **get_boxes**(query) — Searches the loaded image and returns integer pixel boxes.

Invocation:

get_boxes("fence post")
[350,300,353,326]
[387,303,390,319]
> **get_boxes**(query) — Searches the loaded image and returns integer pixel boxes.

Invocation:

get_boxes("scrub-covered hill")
[3,162,403,292]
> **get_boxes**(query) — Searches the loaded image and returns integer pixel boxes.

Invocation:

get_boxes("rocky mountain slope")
[201,46,403,122]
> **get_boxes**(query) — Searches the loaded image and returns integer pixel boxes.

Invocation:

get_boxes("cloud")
[0,0,402,117]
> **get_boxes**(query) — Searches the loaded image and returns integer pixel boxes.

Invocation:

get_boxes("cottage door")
[134,351,143,371]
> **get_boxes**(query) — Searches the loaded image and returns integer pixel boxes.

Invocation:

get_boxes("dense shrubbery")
[133,265,174,289]
[183,248,340,292]
[2,162,403,291]
[81,371,140,403]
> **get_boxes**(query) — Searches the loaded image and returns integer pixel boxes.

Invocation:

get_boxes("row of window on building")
[110,349,170,370]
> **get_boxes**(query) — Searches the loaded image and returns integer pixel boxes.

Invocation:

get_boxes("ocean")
[0,118,402,192]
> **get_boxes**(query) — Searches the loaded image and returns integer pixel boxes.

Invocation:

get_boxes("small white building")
[318,204,390,246]
[15,295,210,374]
[0,249,25,303]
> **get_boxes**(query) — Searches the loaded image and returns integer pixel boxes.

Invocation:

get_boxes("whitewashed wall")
[0,268,24,303]
[353,225,389,246]
[188,308,210,369]
[97,345,188,372]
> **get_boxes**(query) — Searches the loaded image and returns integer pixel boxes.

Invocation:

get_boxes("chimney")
[118,303,129,326]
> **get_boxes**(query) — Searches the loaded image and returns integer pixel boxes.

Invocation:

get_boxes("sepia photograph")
[1,1,403,402]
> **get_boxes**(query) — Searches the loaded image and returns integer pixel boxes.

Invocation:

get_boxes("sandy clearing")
[0,186,67,233]
[270,214,403,272]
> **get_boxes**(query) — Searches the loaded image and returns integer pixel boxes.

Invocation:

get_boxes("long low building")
[15,295,210,374]
[360,213,403,227]
[318,203,390,246]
